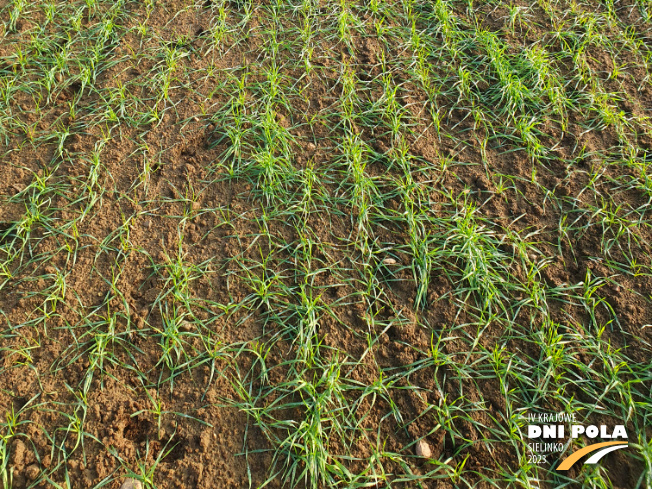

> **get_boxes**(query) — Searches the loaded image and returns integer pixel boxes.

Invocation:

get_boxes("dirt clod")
[11,439,26,466]
[25,464,39,480]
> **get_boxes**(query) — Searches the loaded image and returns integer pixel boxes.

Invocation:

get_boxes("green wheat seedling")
[111,434,179,489]
[0,405,23,488]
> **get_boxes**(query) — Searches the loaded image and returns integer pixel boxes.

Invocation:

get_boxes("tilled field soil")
[0,0,651,488]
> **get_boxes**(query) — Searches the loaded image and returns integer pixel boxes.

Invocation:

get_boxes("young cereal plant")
[0,400,34,489]
[112,434,179,489]
[403,197,438,311]
[208,0,229,52]
[337,0,356,54]
[299,0,316,75]
[443,194,513,319]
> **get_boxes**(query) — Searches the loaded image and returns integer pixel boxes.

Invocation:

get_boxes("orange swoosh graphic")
[557,441,628,471]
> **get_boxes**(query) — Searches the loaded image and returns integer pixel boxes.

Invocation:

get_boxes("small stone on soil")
[121,478,143,489]
[415,439,432,458]
[382,258,397,265]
